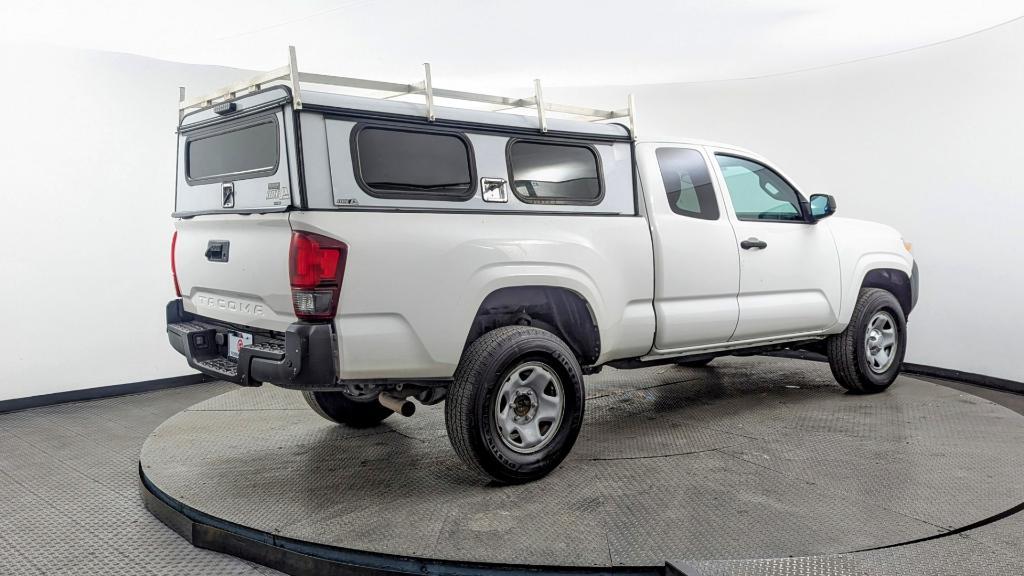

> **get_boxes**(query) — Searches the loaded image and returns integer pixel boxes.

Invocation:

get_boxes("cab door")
[709,150,841,341]
[639,143,740,351]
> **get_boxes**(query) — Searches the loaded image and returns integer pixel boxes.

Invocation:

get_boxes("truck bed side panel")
[290,211,656,379]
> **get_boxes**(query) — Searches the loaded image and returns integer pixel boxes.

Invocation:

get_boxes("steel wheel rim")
[493,361,565,454]
[864,310,898,374]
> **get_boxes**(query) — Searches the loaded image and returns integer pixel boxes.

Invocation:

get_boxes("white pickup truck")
[167,79,918,483]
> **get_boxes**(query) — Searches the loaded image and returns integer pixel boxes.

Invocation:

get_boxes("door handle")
[740,237,767,250]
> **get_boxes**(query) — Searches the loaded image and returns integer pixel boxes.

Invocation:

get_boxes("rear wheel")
[302,390,393,428]
[826,288,907,393]
[445,326,585,484]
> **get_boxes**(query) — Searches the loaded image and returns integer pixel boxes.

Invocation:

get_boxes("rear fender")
[459,267,605,359]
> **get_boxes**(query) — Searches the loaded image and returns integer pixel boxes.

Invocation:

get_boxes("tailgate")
[174,213,296,332]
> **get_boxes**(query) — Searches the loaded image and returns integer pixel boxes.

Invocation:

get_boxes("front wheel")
[826,287,907,393]
[445,326,585,484]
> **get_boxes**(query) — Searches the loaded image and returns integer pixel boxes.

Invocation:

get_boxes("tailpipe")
[378,393,415,417]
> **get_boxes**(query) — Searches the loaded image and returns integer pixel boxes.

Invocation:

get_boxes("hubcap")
[864,311,898,374]
[494,361,565,454]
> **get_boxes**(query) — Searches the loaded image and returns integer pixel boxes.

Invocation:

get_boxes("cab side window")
[716,154,803,222]
[655,147,719,220]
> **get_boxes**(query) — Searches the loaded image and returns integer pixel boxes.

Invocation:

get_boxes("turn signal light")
[289,231,348,320]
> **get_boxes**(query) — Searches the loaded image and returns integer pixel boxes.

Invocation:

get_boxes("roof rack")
[178,46,637,138]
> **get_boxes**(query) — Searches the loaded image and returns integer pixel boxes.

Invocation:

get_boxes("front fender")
[838,252,915,327]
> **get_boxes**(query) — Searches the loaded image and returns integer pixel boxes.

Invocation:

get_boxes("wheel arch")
[463,286,602,366]
[836,252,915,329]
[861,268,913,318]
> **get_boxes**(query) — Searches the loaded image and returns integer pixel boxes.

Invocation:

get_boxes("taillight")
[171,231,182,297]
[289,231,348,321]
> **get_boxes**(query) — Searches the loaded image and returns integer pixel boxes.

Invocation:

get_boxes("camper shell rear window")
[351,124,476,201]
[185,115,280,184]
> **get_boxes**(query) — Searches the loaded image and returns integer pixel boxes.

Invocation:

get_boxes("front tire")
[302,390,393,428]
[445,326,585,484]
[826,287,907,393]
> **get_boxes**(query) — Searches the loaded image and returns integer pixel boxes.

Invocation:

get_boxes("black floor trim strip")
[847,501,1024,553]
[765,351,1024,396]
[902,363,1023,395]
[139,466,667,576]
[0,373,210,414]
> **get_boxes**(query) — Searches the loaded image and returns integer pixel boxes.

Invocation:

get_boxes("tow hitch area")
[165,300,335,389]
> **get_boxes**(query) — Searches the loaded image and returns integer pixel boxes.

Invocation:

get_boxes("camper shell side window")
[506,139,605,206]
[350,124,477,202]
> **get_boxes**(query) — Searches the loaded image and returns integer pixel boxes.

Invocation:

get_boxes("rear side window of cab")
[507,140,604,205]
[184,115,280,185]
[350,124,477,201]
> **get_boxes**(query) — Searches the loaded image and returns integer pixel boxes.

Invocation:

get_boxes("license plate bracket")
[227,331,253,359]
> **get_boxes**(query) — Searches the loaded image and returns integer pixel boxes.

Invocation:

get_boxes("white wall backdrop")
[0,48,245,401]
[551,17,1024,382]
[0,17,1021,402]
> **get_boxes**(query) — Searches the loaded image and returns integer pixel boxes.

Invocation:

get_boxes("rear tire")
[445,326,585,484]
[826,288,907,394]
[302,390,393,428]
[676,357,714,368]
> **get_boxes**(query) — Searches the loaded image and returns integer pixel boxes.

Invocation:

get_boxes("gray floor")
[138,356,1024,574]
[0,381,283,576]
[1,358,1022,576]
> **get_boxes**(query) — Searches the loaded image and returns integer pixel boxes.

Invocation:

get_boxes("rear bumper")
[166,299,336,389]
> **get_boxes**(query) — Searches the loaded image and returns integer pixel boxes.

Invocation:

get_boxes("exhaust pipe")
[378,393,415,417]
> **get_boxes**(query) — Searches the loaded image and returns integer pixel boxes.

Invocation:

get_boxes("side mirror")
[809,194,836,221]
